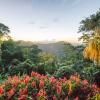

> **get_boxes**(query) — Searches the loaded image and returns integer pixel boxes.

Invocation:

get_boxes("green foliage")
[7,59,37,76]
[39,52,56,65]
[11,59,20,65]
[72,60,93,72]
[0,23,10,38]
[80,66,100,83]
[38,52,58,74]
[54,66,75,78]
[79,9,100,65]
[29,45,42,64]
[79,9,100,43]
[79,9,100,33]
[44,65,57,75]
[1,40,25,66]
[61,43,84,66]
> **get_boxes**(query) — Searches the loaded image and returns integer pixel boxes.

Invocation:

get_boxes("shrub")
[0,72,99,100]
[7,59,38,76]
[54,66,75,78]
[80,66,100,83]
[44,65,57,75]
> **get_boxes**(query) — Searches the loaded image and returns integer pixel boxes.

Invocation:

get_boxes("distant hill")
[38,41,65,56]
[17,40,81,56]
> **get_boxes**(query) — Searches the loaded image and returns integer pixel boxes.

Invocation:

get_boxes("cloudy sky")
[0,0,100,42]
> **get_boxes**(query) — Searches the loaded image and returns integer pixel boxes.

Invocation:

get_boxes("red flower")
[74,96,79,100]
[0,71,99,99]
[92,84,99,92]
[82,80,88,86]
[0,86,4,95]
[50,77,56,84]
[23,76,30,84]
[18,95,27,100]
[37,89,46,97]
[11,76,20,87]
[31,71,38,77]
[60,77,67,83]
[7,88,15,99]
[70,75,80,84]
[19,88,28,96]
[56,85,62,95]
[92,84,97,89]
[31,81,36,88]
[64,97,68,100]
[39,80,45,88]
[53,95,56,100]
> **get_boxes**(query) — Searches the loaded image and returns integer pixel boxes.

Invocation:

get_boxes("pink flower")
[74,96,79,100]
[70,75,80,84]
[31,81,36,88]
[7,88,15,99]
[31,71,38,77]
[37,89,46,97]
[39,80,45,88]
[19,88,28,96]
[23,75,30,84]
[82,80,88,86]
[56,85,62,95]
[18,95,27,100]
[0,86,4,95]
[64,97,68,100]
[92,84,97,89]
[50,77,56,84]
[53,95,56,100]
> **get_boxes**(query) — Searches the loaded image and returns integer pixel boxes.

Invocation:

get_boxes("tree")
[39,52,57,74]
[0,23,10,62]
[79,9,100,42]
[0,23,10,39]
[29,45,42,64]
[79,9,100,66]
[62,43,80,65]
[39,52,56,66]
[1,40,24,66]
[83,29,100,66]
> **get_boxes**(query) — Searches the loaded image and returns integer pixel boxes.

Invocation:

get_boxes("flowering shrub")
[0,72,100,100]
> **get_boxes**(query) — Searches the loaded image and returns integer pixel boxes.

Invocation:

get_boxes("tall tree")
[83,29,100,66]
[0,23,10,62]
[79,9,100,42]
[62,43,80,65]
[29,45,42,64]
[79,9,100,66]
[1,40,24,66]
[0,23,10,39]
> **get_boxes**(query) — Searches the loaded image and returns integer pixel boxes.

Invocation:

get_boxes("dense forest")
[0,9,100,100]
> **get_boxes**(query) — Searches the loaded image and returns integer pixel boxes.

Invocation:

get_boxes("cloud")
[39,25,48,29]
[61,0,81,6]
[53,18,59,23]
[28,21,35,25]
[71,0,81,6]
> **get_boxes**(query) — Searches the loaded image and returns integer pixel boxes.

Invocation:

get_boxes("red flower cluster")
[0,72,99,100]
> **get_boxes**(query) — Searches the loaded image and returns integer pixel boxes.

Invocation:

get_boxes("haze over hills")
[38,42,65,56]
[17,40,81,56]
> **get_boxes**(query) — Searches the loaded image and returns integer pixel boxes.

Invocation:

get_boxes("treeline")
[1,38,99,87]
[0,39,84,75]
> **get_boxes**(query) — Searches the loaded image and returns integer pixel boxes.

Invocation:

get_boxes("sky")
[0,0,100,43]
